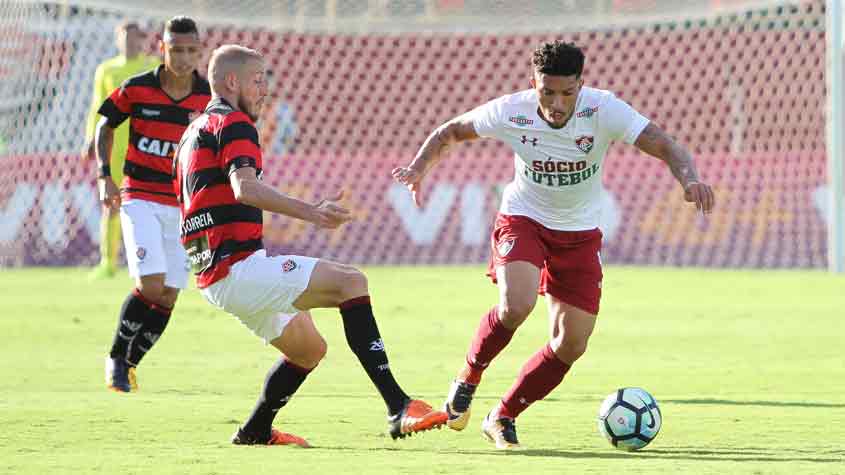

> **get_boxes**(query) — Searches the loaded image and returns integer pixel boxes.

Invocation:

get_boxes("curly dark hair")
[165,15,199,36]
[531,40,584,77]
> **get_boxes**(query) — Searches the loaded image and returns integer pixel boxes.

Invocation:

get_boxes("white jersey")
[471,87,649,231]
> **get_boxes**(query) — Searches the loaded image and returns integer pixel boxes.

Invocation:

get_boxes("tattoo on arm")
[414,117,478,169]
[635,123,699,188]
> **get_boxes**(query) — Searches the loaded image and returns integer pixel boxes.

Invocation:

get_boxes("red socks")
[463,306,516,385]
[498,344,570,419]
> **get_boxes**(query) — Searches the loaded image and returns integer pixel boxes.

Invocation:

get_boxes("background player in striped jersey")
[83,20,159,280]
[95,16,211,392]
[174,45,447,446]
[393,40,715,449]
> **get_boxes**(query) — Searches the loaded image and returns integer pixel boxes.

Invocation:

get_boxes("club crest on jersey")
[575,135,594,154]
[136,247,147,260]
[497,239,515,257]
[282,259,298,273]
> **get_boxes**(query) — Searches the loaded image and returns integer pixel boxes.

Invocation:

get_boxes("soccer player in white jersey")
[393,40,715,449]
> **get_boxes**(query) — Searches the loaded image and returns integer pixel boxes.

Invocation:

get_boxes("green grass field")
[1,266,843,474]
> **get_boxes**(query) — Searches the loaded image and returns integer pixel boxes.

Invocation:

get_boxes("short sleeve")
[598,93,650,144]
[97,82,132,128]
[469,96,507,139]
[219,115,261,176]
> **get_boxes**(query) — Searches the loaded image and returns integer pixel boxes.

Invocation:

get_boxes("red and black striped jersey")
[174,97,264,288]
[98,65,211,206]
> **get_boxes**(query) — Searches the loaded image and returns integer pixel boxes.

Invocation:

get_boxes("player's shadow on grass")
[465,448,843,464]
[327,445,842,464]
[662,398,845,409]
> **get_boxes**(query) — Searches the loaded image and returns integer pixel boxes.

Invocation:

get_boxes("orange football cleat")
[388,399,448,439]
[231,427,311,448]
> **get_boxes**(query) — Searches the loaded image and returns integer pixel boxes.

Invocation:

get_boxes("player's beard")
[539,107,570,129]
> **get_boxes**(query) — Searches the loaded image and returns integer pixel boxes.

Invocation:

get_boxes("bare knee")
[338,266,368,302]
[498,296,536,329]
[137,279,165,304]
[296,335,327,370]
[551,335,589,363]
[312,335,328,363]
[158,288,179,309]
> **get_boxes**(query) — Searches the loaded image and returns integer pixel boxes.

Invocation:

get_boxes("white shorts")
[201,250,318,344]
[120,199,190,289]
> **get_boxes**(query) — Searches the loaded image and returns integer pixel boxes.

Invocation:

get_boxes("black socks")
[339,296,410,416]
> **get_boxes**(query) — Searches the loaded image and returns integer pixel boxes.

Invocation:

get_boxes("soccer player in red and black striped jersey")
[174,45,446,446]
[95,16,211,393]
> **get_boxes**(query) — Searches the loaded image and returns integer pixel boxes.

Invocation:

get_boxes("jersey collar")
[153,64,206,99]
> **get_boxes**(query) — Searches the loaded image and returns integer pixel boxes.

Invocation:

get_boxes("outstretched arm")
[634,122,715,214]
[230,167,351,229]
[392,115,480,206]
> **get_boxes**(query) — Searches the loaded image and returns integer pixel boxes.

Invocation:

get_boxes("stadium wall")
[0,1,829,268]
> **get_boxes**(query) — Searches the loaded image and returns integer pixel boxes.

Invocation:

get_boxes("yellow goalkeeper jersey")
[85,54,159,180]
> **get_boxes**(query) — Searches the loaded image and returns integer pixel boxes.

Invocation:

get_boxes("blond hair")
[208,44,263,93]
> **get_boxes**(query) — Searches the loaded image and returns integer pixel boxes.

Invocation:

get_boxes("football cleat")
[388,399,448,439]
[443,380,477,431]
[231,427,311,448]
[481,411,520,450]
[127,366,138,392]
[105,357,131,393]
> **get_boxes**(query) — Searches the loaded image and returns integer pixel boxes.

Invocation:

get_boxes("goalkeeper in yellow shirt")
[84,21,159,279]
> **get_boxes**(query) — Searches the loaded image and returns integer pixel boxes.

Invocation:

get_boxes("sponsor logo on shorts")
[497,239,515,257]
[281,259,298,273]
[369,339,385,352]
[575,135,594,154]
[136,247,147,260]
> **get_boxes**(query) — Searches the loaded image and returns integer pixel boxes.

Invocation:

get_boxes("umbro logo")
[369,339,385,352]
[140,108,161,117]
[144,332,160,346]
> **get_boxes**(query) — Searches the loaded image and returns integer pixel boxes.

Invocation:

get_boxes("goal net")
[0,0,831,268]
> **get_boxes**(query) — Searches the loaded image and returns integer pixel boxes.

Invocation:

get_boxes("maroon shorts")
[486,213,603,315]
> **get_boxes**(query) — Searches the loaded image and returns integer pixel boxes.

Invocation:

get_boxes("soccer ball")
[597,387,662,451]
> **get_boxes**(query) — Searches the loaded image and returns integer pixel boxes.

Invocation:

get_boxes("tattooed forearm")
[635,122,700,188]
[419,126,451,162]
[665,150,700,187]
[410,117,478,172]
